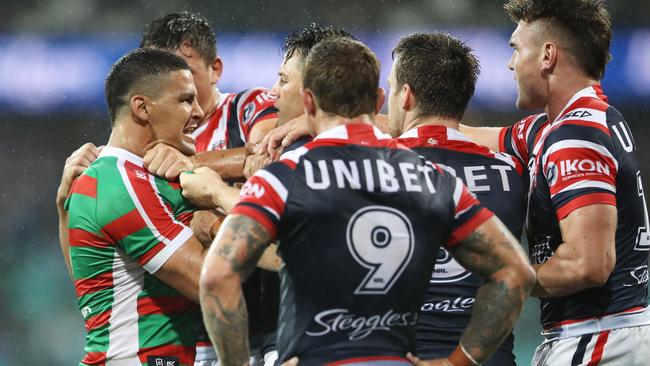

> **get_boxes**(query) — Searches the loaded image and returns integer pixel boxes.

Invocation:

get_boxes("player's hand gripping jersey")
[65,147,200,366]
[499,85,649,328]
[398,125,525,365]
[232,123,493,365]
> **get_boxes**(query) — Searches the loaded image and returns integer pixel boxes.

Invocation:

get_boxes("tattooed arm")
[199,214,275,366]
[448,216,535,365]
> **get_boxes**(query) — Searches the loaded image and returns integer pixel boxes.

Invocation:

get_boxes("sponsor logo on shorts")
[147,356,178,366]
[305,308,417,341]
[624,265,648,287]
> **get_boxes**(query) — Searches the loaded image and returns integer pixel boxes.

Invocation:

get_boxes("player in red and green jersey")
[65,48,208,366]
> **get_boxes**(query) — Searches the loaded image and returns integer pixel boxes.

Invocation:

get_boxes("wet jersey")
[397,125,525,361]
[232,123,493,365]
[191,88,277,152]
[499,85,649,328]
[65,146,200,366]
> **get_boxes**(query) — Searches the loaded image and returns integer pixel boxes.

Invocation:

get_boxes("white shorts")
[193,345,278,366]
[532,307,650,365]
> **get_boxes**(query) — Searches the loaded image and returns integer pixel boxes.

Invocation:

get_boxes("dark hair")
[140,11,217,65]
[303,38,379,118]
[392,33,479,120]
[504,0,612,79]
[105,48,189,123]
[282,23,356,66]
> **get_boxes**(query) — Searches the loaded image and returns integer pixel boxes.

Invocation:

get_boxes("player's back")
[398,126,525,364]
[243,124,492,365]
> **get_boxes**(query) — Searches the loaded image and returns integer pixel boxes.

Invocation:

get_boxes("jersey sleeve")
[541,123,618,220]
[498,114,546,164]
[231,160,295,237]
[104,162,193,274]
[445,175,494,248]
[236,88,278,141]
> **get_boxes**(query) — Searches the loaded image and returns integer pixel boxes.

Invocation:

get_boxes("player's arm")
[153,235,207,303]
[458,124,503,152]
[532,204,616,297]
[144,142,252,181]
[199,213,275,366]
[57,143,101,279]
[448,216,535,365]
[180,168,283,271]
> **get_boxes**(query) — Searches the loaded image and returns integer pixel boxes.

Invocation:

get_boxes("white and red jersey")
[191,87,277,152]
[232,123,493,365]
[499,85,650,328]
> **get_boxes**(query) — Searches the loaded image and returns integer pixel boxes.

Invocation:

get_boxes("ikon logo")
[557,159,610,176]
[241,182,265,198]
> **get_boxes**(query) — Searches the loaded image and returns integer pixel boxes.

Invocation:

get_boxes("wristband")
[448,344,479,366]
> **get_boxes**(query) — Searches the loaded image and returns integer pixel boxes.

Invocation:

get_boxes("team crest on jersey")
[546,162,558,186]
[242,102,256,126]
[429,248,471,283]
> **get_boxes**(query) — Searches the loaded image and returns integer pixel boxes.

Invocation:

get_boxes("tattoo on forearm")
[452,230,505,278]
[217,215,273,278]
[201,291,250,366]
[451,227,531,362]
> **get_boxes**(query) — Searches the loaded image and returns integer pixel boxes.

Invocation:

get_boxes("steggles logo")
[305,308,417,341]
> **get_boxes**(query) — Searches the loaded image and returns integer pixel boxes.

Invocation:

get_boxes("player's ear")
[209,57,223,85]
[131,95,150,124]
[375,87,385,114]
[541,42,558,73]
[302,88,317,117]
[402,83,416,111]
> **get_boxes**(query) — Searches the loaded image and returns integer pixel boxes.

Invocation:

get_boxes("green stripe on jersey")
[138,311,200,349]
[154,177,195,217]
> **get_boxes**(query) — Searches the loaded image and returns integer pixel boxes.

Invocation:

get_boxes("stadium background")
[1,1,648,365]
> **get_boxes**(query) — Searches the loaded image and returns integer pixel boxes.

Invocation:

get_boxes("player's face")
[271,54,304,124]
[507,20,548,110]
[173,47,221,119]
[147,70,204,156]
[387,61,406,138]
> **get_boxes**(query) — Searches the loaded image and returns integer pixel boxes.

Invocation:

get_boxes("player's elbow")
[510,260,537,293]
[199,261,238,297]
[578,259,615,288]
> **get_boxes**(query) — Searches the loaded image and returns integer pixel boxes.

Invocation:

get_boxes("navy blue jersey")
[398,125,525,364]
[232,123,493,365]
[500,85,649,328]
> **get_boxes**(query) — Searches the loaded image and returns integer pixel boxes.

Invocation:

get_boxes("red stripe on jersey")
[137,344,196,365]
[239,174,286,219]
[556,192,616,220]
[81,351,106,365]
[101,209,147,242]
[137,296,196,316]
[195,106,225,152]
[279,158,297,170]
[545,149,617,197]
[167,181,181,190]
[454,186,479,216]
[75,271,113,298]
[136,241,166,267]
[69,228,111,248]
[84,309,111,331]
[498,126,509,153]
[447,208,493,248]
[124,161,187,242]
[325,356,409,365]
[587,330,610,366]
[196,341,212,347]
[177,211,193,226]
[231,206,278,238]
[71,174,98,198]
